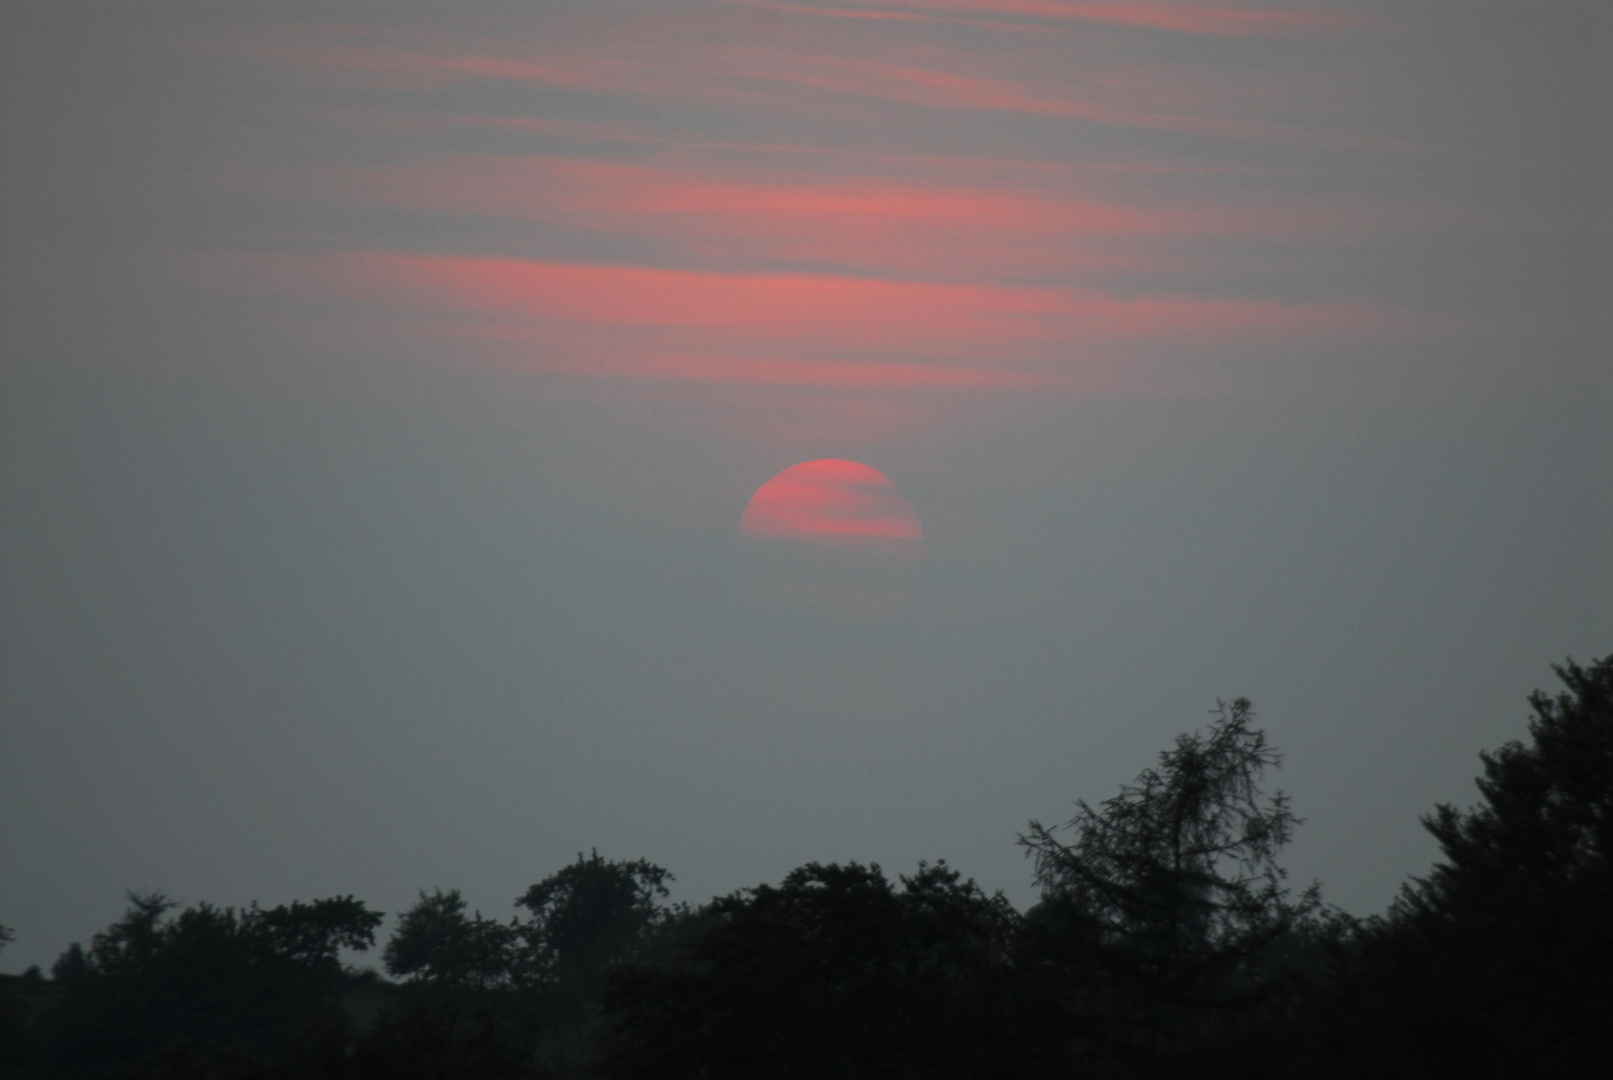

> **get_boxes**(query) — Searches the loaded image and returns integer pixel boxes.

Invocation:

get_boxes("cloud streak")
[199,8,1432,412]
[207,250,1414,374]
[740,0,1374,36]
[261,155,1384,281]
[236,23,1391,147]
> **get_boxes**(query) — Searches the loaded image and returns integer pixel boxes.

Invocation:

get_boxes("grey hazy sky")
[2,0,1609,973]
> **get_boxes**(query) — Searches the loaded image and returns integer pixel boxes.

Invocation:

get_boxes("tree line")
[2,656,1608,1079]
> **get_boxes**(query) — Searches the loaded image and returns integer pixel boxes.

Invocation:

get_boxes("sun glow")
[739,459,924,558]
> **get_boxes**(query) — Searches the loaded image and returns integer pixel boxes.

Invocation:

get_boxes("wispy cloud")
[543,355,1053,389]
[201,8,1427,411]
[233,24,1394,148]
[261,155,1383,280]
[731,51,1399,146]
[234,37,769,111]
[207,250,1413,365]
[736,0,1375,36]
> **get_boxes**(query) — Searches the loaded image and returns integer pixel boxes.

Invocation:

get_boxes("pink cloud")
[209,250,1412,359]
[262,155,1380,281]
[542,354,1050,389]
[221,251,1066,347]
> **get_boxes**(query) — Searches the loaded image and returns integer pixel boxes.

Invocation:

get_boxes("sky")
[1,0,1608,973]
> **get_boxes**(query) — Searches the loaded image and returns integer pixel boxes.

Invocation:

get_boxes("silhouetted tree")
[1019,699,1319,1077]
[515,850,675,1008]
[601,861,1031,1080]
[360,856,676,1079]
[16,660,1608,1079]
[385,889,520,994]
[371,889,542,1079]
[1309,656,1613,1079]
[0,918,39,1078]
[50,942,88,984]
[44,892,381,1077]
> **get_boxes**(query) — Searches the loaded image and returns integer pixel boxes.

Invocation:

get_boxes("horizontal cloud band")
[211,251,1407,353]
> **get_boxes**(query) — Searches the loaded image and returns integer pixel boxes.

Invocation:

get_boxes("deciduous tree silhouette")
[601,861,1030,1080]
[365,855,677,1079]
[384,889,519,994]
[44,892,381,1076]
[516,850,675,1008]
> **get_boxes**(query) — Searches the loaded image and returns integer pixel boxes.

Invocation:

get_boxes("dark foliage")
[1305,655,1613,1079]
[385,890,520,994]
[354,853,678,1079]
[1019,698,1321,1078]
[517,851,675,1010]
[600,861,1034,1080]
[22,893,380,1078]
[4,660,1609,1079]
[0,922,39,1077]
[347,995,542,1080]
